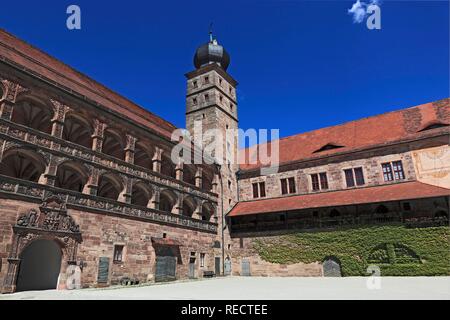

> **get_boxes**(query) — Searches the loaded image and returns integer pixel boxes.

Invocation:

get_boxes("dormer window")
[418,122,449,132]
[313,143,345,153]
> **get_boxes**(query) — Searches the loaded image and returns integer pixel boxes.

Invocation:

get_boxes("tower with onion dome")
[185,30,238,274]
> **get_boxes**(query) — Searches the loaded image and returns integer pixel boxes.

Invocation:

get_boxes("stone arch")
[102,128,125,160]
[12,96,54,134]
[134,142,154,170]
[434,210,448,219]
[202,168,214,192]
[329,209,340,218]
[159,189,177,213]
[62,113,93,149]
[201,201,216,222]
[0,147,46,182]
[161,153,176,178]
[97,172,124,201]
[55,160,89,192]
[375,204,389,214]
[131,181,153,207]
[15,239,63,292]
[183,164,197,186]
[182,195,197,217]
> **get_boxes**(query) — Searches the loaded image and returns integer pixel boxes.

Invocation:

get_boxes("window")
[200,253,205,267]
[344,169,355,188]
[192,98,197,105]
[205,94,209,102]
[281,177,296,195]
[204,76,209,84]
[113,245,124,263]
[252,182,266,198]
[311,173,328,191]
[228,180,232,189]
[219,78,223,86]
[392,161,405,180]
[382,163,394,181]
[311,174,320,191]
[382,161,405,181]
[193,80,198,88]
[319,172,328,190]
[344,167,365,188]
[230,103,234,111]
[219,95,223,103]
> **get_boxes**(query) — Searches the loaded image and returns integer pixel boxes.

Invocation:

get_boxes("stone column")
[124,134,136,164]
[175,161,184,181]
[195,167,203,189]
[150,188,160,210]
[152,147,163,173]
[0,80,27,121]
[174,192,183,214]
[39,154,60,186]
[193,202,202,220]
[91,119,106,152]
[82,167,100,196]
[50,99,70,139]
[118,175,132,204]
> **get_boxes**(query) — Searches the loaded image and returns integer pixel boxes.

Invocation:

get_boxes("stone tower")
[185,33,238,274]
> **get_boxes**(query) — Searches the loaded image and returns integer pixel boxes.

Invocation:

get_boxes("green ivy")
[252,225,450,276]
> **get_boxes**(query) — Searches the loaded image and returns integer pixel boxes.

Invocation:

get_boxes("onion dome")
[193,33,230,71]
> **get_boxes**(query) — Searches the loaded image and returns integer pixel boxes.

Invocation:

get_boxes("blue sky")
[0,1,448,145]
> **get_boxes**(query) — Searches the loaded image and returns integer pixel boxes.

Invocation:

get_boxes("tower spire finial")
[209,22,213,42]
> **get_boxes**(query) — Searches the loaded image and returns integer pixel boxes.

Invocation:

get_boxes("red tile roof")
[228,182,450,217]
[0,29,177,139]
[240,99,450,171]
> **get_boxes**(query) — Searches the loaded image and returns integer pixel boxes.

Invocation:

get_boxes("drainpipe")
[214,162,225,276]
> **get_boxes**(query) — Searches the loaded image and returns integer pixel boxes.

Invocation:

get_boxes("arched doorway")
[322,256,342,277]
[16,240,62,292]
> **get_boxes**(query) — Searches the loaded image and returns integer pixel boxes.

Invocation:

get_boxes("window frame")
[113,244,124,263]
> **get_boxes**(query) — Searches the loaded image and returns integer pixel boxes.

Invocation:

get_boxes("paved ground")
[1,277,449,300]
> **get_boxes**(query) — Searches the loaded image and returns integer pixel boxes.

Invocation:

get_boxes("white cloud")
[348,0,381,24]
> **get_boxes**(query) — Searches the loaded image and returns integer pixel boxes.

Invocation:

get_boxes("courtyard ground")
[1,277,449,300]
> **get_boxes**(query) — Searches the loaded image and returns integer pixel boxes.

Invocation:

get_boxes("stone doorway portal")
[16,240,62,292]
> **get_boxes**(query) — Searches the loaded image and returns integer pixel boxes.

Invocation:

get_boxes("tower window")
[202,113,206,119]
[230,103,234,111]
[229,87,233,95]
[228,180,232,189]
[220,95,223,103]
[113,245,124,263]
[193,80,198,88]
[193,98,197,105]
[219,78,223,86]
[205,94,209,102]
[204,76,209,84]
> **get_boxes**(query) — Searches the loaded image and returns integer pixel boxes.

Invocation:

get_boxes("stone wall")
[0,198,220,291]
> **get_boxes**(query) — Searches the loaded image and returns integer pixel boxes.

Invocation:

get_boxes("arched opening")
[134,143,154,170]
[182,196,196,217]
[102,130,125,160]
[12,98,53,134]
[131,182,152,207]
[434,210,449,219]
[161,155,176,178]
[322,256,342,277]
[375,205,389,214]
[55,161,87,192]
[16,239,62,292]
[0,148,45,182]
[183,165,196,186]
[97,173,123,201]
[62,114,92,149]
[201,202,215,222]
[159,189,177,213]
[329,209,340,218]
[202,170,214,192]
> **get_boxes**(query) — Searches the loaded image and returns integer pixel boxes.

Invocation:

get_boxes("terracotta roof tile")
[228,181,450,217]
[240,99,450,171]
[0,29,177,139]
